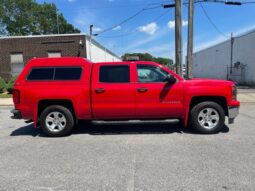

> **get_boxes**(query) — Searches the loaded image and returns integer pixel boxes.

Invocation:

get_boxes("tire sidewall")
[190,101,225,134]
[40,105,74,137]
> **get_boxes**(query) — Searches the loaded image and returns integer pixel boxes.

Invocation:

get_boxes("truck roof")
[26,57,157,67]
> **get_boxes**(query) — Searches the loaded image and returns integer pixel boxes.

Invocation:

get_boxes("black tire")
[189,101,225,134]
[40,105,74,137]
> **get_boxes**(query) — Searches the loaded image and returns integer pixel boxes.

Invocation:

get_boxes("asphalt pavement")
[0,103,255,191]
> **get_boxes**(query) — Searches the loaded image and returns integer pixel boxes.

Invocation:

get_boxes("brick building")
[0,34,121,81]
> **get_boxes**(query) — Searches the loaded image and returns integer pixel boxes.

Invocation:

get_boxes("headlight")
[232,85,237,100]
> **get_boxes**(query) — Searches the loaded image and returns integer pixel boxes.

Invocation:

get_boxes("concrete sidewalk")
[0,98,13,106]
[0,92,255,106]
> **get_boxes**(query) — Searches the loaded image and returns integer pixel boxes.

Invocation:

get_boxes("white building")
[192,29,255,85]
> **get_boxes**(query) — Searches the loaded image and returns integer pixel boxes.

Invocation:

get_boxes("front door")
[92,64,135,119]
[134,63,184,118]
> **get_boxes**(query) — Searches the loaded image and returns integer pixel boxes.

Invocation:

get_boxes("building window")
[10,53,24,76]
[48,51,61,58]
[99,65,130,83]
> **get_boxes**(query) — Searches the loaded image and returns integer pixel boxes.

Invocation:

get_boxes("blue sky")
[37,0,255,60]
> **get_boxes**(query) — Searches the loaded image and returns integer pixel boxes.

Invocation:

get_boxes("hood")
[185,78,234,86]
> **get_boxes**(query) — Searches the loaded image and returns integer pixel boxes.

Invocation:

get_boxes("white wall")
[192,30,255,85]
[193,41,230,80]
[85,38,121,62]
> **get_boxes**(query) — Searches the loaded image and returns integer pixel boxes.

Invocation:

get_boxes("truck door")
[92,64,136,119]
[134,63,184,118]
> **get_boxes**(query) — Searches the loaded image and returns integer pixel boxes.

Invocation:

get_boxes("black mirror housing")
[165,75,176,83]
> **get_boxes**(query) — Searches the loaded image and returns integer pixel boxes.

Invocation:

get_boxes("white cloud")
[137,22,158,35]
[112,25,121,31]
[168,20,188,29]
[93,27,102,32]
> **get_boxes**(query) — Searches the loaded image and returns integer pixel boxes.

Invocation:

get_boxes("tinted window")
[27,68,54,80]
[137,65,170,82]
[55,67,82,80]
[100,65,130,83]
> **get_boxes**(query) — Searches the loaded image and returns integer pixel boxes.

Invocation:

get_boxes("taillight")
[12,89,20,104]
[232,85,237,100]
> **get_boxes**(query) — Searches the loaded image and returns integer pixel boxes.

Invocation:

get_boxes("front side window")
[100,65,130,83]
[137,65,170,83]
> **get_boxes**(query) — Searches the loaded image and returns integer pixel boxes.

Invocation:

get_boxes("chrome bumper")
[228,106,239,124]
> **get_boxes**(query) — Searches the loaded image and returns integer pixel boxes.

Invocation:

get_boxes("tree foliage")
[122,53,174,69]
[0,0,80,36]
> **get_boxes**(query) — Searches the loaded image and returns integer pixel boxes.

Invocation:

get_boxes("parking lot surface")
[0,103,255,191]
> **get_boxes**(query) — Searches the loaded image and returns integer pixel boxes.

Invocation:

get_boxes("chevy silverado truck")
[11,57,239,137]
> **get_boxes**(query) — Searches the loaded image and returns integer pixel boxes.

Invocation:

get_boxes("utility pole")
[175,0,183,76]
[187,0,194,79]
[89,25,93,61]
[163,1,183,76]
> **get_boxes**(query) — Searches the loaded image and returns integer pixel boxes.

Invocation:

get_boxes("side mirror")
[165,75,176,83]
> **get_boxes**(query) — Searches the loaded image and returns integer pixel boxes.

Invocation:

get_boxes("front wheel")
[189,101,225,134]
[40,105,74,137]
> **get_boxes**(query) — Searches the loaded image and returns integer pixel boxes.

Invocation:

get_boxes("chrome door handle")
[95,88,105,94]
[137,88,148,93]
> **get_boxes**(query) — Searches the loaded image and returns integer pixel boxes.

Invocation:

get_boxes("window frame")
[99,65,131,84]
[26,66,83,81]
[136,64,173,83]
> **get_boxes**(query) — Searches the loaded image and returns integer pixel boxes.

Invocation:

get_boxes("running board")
[92,119,180,125]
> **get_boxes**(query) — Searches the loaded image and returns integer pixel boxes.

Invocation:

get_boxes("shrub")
[0,77,6,93]
[7,76,17,94]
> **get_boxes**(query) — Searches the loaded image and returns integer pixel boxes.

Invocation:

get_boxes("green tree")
[0,0,80,36]
[122,53,174,69]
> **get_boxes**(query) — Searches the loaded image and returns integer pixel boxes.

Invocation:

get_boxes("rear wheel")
[189,101,225,134]
[40,105,74,137]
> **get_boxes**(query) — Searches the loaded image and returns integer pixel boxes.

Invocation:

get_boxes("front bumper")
[10,109,22,119]
[228,106,239,124]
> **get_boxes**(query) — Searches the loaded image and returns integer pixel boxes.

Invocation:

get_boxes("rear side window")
[27,68,54,80]
[99,65,130,83]
[27,67,82,81]
[55,67,82,80]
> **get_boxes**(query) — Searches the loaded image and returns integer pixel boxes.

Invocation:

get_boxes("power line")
[96,10,170,38]
[95,5,162,36]
[199,3,229,38]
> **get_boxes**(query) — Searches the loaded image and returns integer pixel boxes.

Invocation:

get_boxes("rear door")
[134,63,184,118]
[92,63,136,119]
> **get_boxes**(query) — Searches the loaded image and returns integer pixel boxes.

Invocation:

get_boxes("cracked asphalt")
[0,103,255,191]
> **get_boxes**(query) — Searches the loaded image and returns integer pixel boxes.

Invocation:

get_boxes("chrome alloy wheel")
[45,111,67,132]
[198,108,220,129]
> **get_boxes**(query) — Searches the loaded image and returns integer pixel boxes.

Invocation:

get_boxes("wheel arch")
[38,99,76,121]
[183,96,228,127]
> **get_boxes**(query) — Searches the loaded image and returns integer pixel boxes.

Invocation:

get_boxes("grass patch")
[0,93,12,98]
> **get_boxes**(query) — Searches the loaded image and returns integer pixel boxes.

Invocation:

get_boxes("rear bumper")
[10,109,22,119]
[228,106,239,124]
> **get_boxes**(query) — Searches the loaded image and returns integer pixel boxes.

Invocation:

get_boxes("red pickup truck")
[11,57,239,137]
